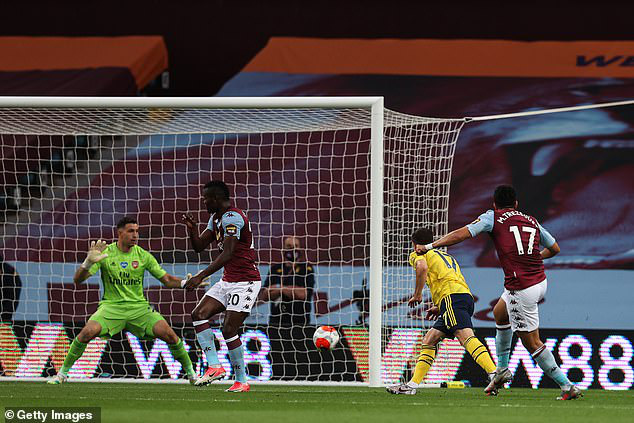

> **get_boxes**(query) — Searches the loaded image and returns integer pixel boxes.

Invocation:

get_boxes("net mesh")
[0,105,464,384]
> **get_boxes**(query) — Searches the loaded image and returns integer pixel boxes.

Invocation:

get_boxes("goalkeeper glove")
[180,272,211,289]
[80,240,109,270]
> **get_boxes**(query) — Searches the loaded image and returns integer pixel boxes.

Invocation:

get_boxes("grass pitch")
[1,382,632,423]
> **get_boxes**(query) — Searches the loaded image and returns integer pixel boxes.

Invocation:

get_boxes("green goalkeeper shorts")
[88,302,165,340]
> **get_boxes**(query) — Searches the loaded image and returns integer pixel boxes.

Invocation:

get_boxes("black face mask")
[284,250,300,262]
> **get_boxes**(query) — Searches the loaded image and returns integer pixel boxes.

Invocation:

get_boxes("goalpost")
[0,96,466,386]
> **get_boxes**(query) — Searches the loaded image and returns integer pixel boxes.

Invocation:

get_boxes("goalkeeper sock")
[168,338,194,374]
[193,320,221,366]
[60,338,87,375]
[464,336,496,374]
[532,345,571,390]
[226,335,247,383]
[410,344,436,385]
[495,324,512,370]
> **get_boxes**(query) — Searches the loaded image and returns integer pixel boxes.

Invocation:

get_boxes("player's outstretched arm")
[182,213,215,253]
[185,236,238,290]
[417,226,472,254]
[73,240,108,285]
[159,272,210,289]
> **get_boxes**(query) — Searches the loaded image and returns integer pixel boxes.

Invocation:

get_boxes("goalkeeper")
[47,217,200,384]
[387,227,497,395]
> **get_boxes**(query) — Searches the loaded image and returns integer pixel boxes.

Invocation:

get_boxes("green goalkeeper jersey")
[88,243,167,305]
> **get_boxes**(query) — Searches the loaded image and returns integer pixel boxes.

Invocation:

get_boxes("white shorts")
[501,279,547,333]
[204,279,261,313]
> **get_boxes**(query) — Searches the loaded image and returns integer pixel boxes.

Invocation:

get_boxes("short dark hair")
[494,185,517,208]
[117,216,138,229]
[411,227,433,245]
[203,180,230,200]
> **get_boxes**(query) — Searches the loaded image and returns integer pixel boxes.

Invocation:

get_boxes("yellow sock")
[411,344,436,385]
[464,336,496,374]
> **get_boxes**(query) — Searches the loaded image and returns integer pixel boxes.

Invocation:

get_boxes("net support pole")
[368,97,384,387]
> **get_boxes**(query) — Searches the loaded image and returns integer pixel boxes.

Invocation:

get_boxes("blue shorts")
[432,293,474,335]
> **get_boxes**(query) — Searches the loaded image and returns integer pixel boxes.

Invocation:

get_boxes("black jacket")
[263,262,315,326]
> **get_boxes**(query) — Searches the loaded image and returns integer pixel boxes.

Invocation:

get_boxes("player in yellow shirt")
[387,228,498,395]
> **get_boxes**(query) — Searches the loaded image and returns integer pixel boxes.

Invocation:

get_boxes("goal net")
[0,97,465,385]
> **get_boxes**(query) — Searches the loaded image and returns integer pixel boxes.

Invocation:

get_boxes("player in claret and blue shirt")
[418,185,582,400]
[182,180,261,393]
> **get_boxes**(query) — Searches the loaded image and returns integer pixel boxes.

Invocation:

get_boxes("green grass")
[1,382,633,423]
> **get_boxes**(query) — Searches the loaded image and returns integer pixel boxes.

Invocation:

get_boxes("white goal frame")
[0,96,386,387]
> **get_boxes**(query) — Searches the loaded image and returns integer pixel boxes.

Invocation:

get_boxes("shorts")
[204,279,261,313]
[432,293,474,335]
[501,279,547,332]
[88,303,165,340]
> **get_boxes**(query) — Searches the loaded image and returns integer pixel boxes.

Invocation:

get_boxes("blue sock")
[226,336,247,383]
[194,322,221,366]
[495,324,512,370]
[533,346,571,389]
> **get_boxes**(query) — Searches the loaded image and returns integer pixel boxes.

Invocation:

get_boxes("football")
[313,325,340,349]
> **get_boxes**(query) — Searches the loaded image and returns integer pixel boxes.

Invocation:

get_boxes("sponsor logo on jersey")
[120,262,128,269]
[132,261,139,269]
[225,224,238,235]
